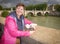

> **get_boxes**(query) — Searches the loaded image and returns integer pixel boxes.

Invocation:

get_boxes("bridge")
[24,10,50,16]
[0,10,50,16]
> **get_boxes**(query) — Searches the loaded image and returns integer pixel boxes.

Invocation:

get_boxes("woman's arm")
[24,18,32,24]
[5,17,30,37]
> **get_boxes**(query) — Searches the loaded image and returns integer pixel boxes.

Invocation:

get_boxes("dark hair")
[16,3,25,8]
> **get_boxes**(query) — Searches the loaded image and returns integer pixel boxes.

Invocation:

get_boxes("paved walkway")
[0,17,5,24]
[0,17,60,44]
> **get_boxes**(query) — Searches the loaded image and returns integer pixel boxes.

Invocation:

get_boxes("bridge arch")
[27,12,34,16]
[44,12,49,16]
[37,12,42,16]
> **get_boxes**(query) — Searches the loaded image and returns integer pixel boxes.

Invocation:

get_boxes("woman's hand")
[30,31,35,35]
[30,23,37,30]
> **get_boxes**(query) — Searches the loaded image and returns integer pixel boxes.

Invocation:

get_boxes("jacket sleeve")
[5,17,30,37]
[25,18,32,24]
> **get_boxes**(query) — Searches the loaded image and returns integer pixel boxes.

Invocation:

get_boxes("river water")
[28,16,60,30]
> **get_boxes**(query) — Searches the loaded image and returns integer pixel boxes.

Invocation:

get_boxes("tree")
[3,8,11,10]
[1,10,9,17]
[54,4,60,12]
[25,3,47,10]
[34,3,47,10]
[0,5,3,10]
[25,5,34,10]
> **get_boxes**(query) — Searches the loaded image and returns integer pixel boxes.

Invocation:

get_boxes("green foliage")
[26,5,35,10]
[34,3,47,10]
[0,5,3,10]
[13,7,16,10]
[1,10,9,17]
[54,4,60,12]
[3,7,15,10]
[3,8,11,10]
[25,3,47,10]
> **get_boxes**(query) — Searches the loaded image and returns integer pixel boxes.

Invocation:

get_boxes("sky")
[0,0,60,8]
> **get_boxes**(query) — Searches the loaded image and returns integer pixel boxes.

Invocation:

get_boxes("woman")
[1,3,35,44]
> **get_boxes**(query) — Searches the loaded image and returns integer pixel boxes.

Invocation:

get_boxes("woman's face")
[16,6,24,16]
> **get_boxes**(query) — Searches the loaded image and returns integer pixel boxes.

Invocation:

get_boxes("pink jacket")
[0,16,32,44]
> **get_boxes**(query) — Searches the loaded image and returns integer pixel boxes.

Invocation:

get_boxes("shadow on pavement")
[0,23,4,39]
[21,37,44,44]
